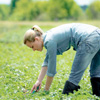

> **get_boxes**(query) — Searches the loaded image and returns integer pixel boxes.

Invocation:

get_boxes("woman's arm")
[44,76,53,91]
[43,40,57,90]
[31,66,47,92]
[37,66,54,91]
[38,66,47,82]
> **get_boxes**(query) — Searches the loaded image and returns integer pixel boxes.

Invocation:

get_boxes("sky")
[74,0,96,5]
[0,0,99,5]
[0,0,11,5]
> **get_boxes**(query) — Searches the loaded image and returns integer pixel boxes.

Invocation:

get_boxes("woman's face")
[26,37,43,51]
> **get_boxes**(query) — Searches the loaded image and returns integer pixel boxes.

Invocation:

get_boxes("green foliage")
[9,0,33,20]
[70,3,84,20]
[0,0,100,21]
[35,1,50,21]
[0,5,10,20]
[10,0,49,21]
[0,21,100,99]
[56,0,83,20]
[9,0,84,21]
[47,0,68,20]
[10,0,19,14]
[86,1,100,20]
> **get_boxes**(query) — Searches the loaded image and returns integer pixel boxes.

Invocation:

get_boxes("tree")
[70,3,84,20]
[0,5,10,20]
[10,0,19,14]
[10,0,49,21]
[86,1,100,19]
[10,0,33,20]
[47,0,83,20]
[9,0,84,21]
[47,0,68,20]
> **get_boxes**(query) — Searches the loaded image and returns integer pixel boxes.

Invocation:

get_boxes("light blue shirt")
[42,23,98,77]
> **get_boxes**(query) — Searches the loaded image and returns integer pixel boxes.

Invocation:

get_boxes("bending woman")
[24,23,100,96]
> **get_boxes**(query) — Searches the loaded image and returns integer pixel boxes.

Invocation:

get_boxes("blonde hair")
[24,25,44,44]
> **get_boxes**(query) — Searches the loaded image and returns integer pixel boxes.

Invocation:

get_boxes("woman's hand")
[31,80,41,93]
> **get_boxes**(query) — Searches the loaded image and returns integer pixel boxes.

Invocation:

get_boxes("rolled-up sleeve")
[46,40,57,77]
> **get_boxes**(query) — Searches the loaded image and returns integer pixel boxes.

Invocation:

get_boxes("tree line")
[0,0,100,21]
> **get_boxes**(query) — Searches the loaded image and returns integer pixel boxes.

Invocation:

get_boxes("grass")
[0,20,100,100]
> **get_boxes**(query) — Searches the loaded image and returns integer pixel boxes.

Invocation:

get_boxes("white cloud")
[0,0,100,5]
[74,0,97,5]
[0,0,11,4]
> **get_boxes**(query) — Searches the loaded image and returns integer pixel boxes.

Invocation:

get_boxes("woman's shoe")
[62,80,80,94]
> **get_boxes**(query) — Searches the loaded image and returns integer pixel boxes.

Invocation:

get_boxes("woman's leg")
[90,50,100,78]
[69,30,100,85]
[68,43,98,85]
[62,42,99,94]
[63,30,100,94]
[90,50,100,96]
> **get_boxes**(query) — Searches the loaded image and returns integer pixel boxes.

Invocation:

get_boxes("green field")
[0,21,100,100]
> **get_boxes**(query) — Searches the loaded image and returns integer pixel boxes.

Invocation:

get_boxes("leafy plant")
[0,21,100,100]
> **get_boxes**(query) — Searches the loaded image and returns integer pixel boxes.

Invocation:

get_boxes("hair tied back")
[32,25,44,35]
[31,28,34,30]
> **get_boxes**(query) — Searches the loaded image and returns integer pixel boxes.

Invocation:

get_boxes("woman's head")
[24,25,43,44]
[24,25,44,51]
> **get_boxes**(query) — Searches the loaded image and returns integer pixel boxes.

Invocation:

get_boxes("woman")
[24,23,100,96]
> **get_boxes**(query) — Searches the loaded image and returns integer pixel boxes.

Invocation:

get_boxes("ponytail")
[32,25,44,35]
